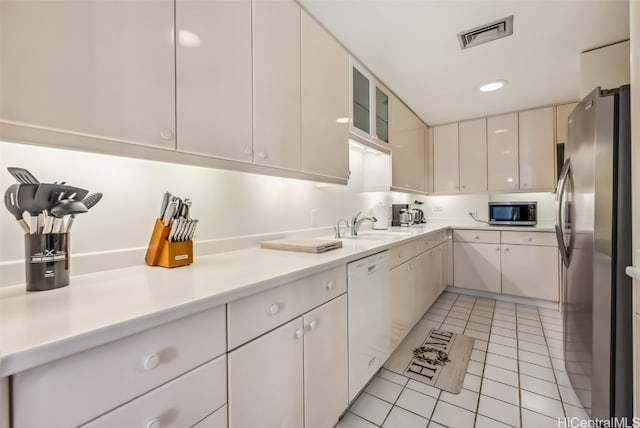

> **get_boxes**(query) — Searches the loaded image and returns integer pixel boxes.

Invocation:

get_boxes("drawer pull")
[307,319,318,331]
[142,353,160,371]
[325,280,335,291]
[504,247,510,252]
[294,328,304,339]
[268,303,280,316]
[474,235,479,239]
[528,237,533,241]
[146,418,161,428]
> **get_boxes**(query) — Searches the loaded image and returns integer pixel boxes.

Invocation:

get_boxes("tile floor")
[336,291,591,428]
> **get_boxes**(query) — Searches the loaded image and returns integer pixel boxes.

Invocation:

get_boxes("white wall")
[580,40,630,98]
[0,140,556,286]
[0,141,414,285]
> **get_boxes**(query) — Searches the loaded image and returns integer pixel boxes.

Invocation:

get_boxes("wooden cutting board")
[260,238,342,253]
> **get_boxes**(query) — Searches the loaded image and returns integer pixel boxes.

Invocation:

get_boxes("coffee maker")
[391,204,409,226]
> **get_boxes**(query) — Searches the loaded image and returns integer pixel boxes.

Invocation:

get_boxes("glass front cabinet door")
[350,60,390,146]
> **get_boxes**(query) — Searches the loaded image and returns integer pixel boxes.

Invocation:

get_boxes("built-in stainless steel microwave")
[488,202,537,226]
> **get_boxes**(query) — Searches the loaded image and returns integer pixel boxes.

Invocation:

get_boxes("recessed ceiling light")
[479,80,508,92]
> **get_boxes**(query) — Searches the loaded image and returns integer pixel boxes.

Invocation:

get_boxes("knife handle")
[145,217,172,266]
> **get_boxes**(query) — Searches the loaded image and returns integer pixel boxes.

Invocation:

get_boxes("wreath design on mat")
[412,346,450,366]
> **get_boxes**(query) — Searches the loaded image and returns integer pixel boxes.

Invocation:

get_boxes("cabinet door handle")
[146,418,161,428]
[160,128,173,141]
[504,247,510,252]
[368,357,377,366]
[269,303,280,316]
[307,319,318,331]
[325,280,335,291]
[294,328,304,339]
[496,247,500,251]
[257,151,268,160]
[142,353,160,371]
[242,146,253,156]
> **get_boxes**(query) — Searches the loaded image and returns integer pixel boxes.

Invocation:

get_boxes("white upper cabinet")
[390,96,425,192]
[0,0,175,149]
[458,118,487,193]
[519,107,555,191]
[176,0,253,162]
[425,127,434,193]
[301,11,349,179]
[433,123,460,193]
[555,102,578,145]
[252,0,301,170]
[350,60,390,147]
[487,113,519,192]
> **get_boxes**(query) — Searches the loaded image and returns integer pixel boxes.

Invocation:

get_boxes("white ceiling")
[299,0,630,126]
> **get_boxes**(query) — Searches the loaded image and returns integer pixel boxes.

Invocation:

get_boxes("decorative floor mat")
[385,325,474,394]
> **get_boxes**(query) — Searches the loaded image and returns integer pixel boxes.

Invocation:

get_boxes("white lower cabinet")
[12,307,226,428]
[454,242,502,293]
[83,356,226,428]
[501,244,560,301]
[453,229,561,302]
[390,242,445,349]
[228,317,304,428]
[194,405,227,428]
[228,296,348,428]
[304,295,348,428]
[390,259,416,349]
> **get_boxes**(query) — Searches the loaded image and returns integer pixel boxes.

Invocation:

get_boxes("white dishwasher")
[347,250,391,402]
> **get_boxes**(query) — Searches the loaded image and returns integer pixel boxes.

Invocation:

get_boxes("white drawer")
[83,355,226,428]
[13,306,226,428]
[418,230,448,252]
[227,265,346,349]
[194,405,227,428]
[453,229,500,244]
[501,231,558,247]
[389,240,420,268]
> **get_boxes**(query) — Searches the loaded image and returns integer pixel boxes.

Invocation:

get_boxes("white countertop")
[0,223,555,376]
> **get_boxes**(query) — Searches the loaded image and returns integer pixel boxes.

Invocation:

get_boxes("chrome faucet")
[350,212,377,236]
[334,219,349,239]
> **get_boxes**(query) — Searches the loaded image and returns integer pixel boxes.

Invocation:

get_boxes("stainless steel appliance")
[391,204,409,226]
[399,209,413,226]
[488,201,537,226]
[411,208,425,224]
[556,85,632,420]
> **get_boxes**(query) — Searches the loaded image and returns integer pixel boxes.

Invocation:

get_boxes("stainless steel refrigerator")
[556,85,632,420]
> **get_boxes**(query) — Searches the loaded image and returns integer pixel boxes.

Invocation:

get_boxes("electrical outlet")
[434,206,443,212]
[310,209,318,227]
[469,209,478,217]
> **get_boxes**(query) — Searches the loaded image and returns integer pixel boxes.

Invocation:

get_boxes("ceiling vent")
[457,15,514,50]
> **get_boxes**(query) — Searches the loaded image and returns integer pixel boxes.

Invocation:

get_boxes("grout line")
[471,294,494,427]
[537,306,568,420]
[515,303,524,428]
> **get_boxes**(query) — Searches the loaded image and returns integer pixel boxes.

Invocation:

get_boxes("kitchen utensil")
[50,199,88,218]
[7,167,39,184]
[162,202,177,226]
[4,184,30,233]
[160,191,170,217]
[64,193,102,232]
[399,208,413,226]
[411,208,425,224]
[34,183,89,212]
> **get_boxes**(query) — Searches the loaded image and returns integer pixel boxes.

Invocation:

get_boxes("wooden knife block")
[157,240,193,268]
[145,218,193,268]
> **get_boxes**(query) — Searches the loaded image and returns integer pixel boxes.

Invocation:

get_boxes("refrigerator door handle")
[555,159,571,267]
